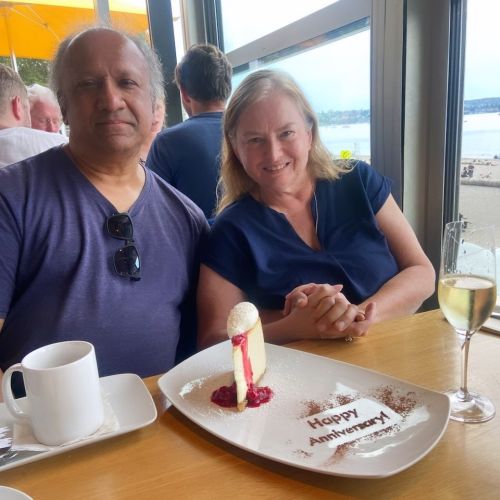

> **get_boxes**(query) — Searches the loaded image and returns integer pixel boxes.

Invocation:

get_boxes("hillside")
[318,97,500,126]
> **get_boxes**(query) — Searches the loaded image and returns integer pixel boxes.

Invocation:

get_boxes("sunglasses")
[106,213,141,281]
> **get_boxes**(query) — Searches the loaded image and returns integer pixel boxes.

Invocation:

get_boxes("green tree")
[0,57,51,86]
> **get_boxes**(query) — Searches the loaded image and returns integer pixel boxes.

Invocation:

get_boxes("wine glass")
[438,221,497,423]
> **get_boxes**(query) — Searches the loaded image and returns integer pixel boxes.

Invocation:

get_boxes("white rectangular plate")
[158,342,450,478]
[0,373,157,471]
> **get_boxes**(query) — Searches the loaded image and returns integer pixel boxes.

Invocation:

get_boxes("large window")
[231,26,370,161]
[458,0,500,281]
[221,0,372,161]
[220,0,338,52]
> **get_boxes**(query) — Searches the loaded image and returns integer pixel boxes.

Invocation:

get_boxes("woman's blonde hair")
[217,69,349,213]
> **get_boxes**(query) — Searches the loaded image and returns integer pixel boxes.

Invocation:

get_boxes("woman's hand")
[283,283,376,339]
[338,301,376,339]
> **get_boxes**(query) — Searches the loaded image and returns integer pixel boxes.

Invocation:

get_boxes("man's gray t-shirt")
[0,147,208,382]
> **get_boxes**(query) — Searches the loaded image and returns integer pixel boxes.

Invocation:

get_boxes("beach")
[319,113,500,240]
[460,157,500,185]
[459,157,500,242]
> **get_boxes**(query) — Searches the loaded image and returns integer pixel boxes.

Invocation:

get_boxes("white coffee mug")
[2,341,105,446]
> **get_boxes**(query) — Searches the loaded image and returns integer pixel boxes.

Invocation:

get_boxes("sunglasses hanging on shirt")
[106,213,141,281]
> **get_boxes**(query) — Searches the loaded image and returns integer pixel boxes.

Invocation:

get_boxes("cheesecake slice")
[227,302,268,411]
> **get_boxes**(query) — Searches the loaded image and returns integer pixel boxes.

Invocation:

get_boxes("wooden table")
[2,310,500,499]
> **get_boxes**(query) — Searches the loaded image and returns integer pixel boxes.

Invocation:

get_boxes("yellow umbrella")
[0,0,149,61]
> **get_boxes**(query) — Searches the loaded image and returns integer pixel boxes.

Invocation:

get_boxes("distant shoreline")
[320,112,500,159]
[345,156,500,186]
[318,100,500,126]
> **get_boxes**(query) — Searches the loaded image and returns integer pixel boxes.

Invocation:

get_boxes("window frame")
[214,0,405,204]
[159,0,467,308]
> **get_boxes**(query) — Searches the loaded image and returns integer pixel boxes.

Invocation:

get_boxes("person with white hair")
[27,83,63,133]
[0,64,67,168]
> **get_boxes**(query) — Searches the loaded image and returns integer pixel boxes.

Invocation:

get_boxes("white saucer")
[0,373,157,472]
[0,486,33,499]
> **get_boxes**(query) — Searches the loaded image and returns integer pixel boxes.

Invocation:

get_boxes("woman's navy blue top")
[202,162,399,310]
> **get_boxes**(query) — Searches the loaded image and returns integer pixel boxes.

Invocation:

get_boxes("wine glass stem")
[458,332,473,401]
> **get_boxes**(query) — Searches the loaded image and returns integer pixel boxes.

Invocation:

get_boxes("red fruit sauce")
[211,382,273,408]
[211,332,273,409]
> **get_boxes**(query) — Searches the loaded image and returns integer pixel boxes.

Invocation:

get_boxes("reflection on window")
[232,25,370,160]
[458,0,500,271]
[220,0,339,52]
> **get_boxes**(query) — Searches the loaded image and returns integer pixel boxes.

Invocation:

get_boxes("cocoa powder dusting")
[301,400,323,418]
[324,441,355,465]
[300,393,358,418]
[334,394,357,406]
[372,386,418,418]
[297,385,421,464]
[293,449,313,458]
[363,425,398,443]
[333,441,353,459]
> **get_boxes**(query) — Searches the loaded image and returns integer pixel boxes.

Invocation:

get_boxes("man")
[140,97,165,165]
[146,44,232,219]
[0,64,67,168]
[0,27,208,395]
[27,83,64,133]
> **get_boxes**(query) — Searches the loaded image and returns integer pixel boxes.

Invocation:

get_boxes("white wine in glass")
[438,221,497,423]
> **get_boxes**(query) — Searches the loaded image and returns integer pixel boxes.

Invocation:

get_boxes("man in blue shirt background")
[146,44,232,219]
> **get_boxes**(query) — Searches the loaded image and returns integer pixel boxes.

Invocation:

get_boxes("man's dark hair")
[175,44,232,102]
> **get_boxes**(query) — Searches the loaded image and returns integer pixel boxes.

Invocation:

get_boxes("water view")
[319,111,500,249]
[319,112,500,160]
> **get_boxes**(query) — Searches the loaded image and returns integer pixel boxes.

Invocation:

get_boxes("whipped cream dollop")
[227,302,259,338]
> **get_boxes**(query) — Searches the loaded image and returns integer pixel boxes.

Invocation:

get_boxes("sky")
[221,0,336,51]
[463,0,500,100]
[231,26,371,113]
[224,0,499,111]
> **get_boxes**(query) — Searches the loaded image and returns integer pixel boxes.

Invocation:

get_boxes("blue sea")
[319,112,500,159]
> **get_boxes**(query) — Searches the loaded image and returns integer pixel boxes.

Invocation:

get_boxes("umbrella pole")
[10,51,18,72]
[93,0,111,24]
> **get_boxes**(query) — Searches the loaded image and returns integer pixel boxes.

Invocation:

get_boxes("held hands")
[282,283,376,340]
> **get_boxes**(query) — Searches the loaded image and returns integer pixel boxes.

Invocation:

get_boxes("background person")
[27,83,63,133]
[140,97,165,166]
[0,27,208,398]
[197,70,435,348]
[147,44,232,219]
[0,64,67,168]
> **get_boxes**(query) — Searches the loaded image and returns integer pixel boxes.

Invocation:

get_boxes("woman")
[197,70,435,348]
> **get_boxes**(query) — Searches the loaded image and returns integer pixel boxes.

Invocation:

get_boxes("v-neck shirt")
[0,146,208,384]
[202,161,398,309]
